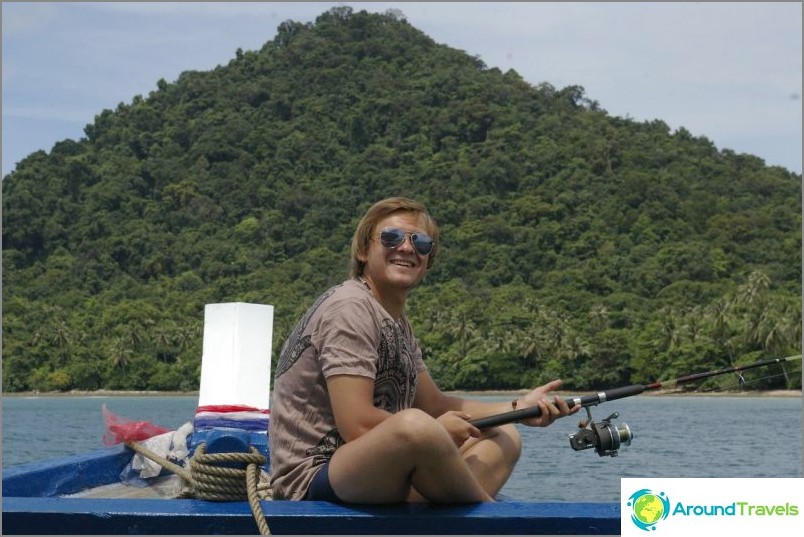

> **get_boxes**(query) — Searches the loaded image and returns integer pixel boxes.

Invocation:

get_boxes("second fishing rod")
[469,354,802,457]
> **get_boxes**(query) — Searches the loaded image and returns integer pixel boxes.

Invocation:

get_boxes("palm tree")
[545,314,569,353]
[48,320,71,348]
[682,306,705,343]
[560,332,591,362]
[588,304,609,334]
[519,328,549,366]
[153,324,175,350]
[781,305,802,352]
[744,305,770,350]
[108,337,133,372]
[482,326,514,356]
[762,318,788,357]
[121,323,144,349]
[708,298,733,347]
[443,310,478,357]
[657,308,681,351]
[740,270,771,308]
[176,322,201,352]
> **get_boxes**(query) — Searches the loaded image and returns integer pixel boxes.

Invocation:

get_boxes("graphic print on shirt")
[274,285,339,378]
[373,318,418,413]
[306,428,345,466]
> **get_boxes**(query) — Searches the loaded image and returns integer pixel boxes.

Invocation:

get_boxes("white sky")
[2,2,802,178]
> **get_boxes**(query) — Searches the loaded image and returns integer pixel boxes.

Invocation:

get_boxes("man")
[269,197,576,503]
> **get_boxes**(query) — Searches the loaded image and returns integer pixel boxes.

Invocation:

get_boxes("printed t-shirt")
[268,278,427,500]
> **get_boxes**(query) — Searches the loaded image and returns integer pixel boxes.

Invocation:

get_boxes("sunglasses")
[378,227,435,256]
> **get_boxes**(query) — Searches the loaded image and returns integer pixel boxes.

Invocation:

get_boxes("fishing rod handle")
[469,406,543,429]
[469,385,646,430]
[469,397,578,429]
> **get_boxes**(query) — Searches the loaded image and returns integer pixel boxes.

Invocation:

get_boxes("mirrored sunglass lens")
[412,234,433,254]
[380,229,405,248]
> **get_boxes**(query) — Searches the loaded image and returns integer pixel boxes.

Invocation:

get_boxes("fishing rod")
[469,354,802,457]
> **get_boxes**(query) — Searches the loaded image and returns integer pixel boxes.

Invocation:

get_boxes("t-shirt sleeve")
[313,296,379,380]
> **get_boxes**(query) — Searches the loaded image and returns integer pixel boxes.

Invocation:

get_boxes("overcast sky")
[2,2,802,178]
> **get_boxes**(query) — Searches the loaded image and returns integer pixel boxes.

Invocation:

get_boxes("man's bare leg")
[460,423,522,497]
[326,408,494,504]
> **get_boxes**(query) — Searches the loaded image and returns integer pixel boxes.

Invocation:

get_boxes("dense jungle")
[2,7,801,393]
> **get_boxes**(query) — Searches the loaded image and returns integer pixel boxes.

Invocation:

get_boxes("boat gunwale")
[3,446,621,534]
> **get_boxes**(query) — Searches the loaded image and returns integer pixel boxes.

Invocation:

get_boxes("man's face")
[359,212,431,293]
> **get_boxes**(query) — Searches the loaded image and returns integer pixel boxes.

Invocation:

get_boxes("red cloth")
[195,404,270,414]
[102,404,170,446]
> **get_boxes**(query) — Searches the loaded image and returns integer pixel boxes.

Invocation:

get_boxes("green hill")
[2,7,801,393]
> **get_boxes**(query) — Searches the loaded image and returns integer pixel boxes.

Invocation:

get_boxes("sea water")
[2,394,801,502]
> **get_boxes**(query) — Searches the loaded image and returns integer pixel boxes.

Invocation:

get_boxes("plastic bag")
[130,421,193,478]
[118,420,194,497]
[102,403,171,446]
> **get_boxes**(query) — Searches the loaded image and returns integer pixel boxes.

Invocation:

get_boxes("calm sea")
[2,394,802,502]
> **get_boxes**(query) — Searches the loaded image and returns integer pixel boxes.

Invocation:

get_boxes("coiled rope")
[125,440,272,535]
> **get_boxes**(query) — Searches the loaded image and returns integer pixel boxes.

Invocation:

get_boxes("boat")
[2,449,620,534]
[2,451,620,534]
[2,303,621,535]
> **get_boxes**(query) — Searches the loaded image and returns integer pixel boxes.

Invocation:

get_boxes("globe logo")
[627,489,670,531]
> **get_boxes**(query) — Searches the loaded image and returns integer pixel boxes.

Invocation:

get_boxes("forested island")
[2,7,801,394]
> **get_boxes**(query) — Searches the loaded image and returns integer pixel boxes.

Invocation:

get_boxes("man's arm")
[413,371,576,427]
[327,374,391,442]
[413,370,514,419]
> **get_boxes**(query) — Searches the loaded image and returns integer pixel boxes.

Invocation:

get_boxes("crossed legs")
[326,408,522,504]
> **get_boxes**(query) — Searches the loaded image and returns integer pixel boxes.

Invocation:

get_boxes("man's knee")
[487,423,522,463]
[392,409,454,455]
[502,423,522,461]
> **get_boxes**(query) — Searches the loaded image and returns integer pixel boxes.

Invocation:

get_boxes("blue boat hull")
[2,446,620,534]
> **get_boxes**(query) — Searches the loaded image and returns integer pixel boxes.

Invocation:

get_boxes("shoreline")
[1,390,200,398]
[3,389,801,398]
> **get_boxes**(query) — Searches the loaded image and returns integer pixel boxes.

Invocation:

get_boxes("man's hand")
[517,379,579,427]
[437,410,482,447]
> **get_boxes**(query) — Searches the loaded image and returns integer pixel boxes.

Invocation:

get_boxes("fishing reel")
[568,406,633,457]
